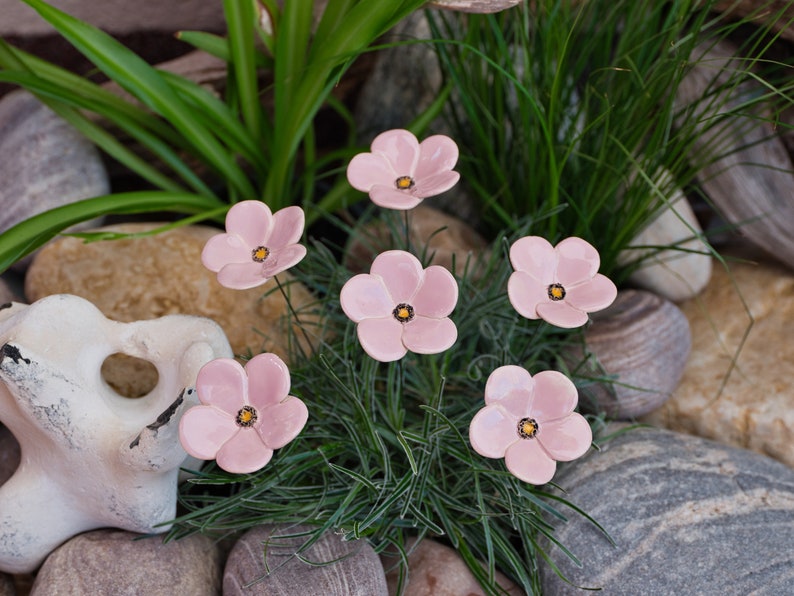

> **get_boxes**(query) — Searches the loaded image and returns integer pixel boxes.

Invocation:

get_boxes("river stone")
[540,425,794,594]
[223,524,388,595]
[383,538,521,596]
[25,223,316,368]
[642,251,794,468]
[30,529,222,595]
[345,205,488,277]
[0,91,109,272]
[0,424,20,487]
[618,191,712,302]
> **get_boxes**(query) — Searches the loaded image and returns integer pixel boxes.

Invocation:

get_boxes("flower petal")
[369,185,424,210]
[245,353,290,410]
[370,129,420,176]
[507,271,548,320]
[555,236,600,286]
[530,370,579,422]
[261,244,307,278]
[216,428,273,474]
[201,233,251,272]
[216,262,270,290]
[414,134,459,180]
[402,316,457,354]
[509,236,557,284]
[257,397,308,449]
[196,358,247,413]
[535,301,589,328]
[267,206,305,249]
[413,171,461,198]
[357,317,407,362]
[469,405,518,458]
[225,200,273,248]
[340,274,394,322]
[484,365,534,406]
[346,153,396,192]
[411,265,458,318]
[504,439,557,485]
[370,250,423,303]
[537,414,592,462]
[179,405,238,460]
[565,274,617,313]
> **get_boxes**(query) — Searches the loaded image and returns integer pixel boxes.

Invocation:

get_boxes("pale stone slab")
[643,253,794,468]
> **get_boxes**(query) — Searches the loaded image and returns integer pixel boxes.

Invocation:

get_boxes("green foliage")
[169,222,610,596]
[429,0,794,280]
[0,0,429,272]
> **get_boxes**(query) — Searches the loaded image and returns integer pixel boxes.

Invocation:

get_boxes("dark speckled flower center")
[251,246,270,262]
[392,303,415,323]
[547,283,566,301]
[517,417,538,439]
[395,176,415,190]
[235,405,258,428]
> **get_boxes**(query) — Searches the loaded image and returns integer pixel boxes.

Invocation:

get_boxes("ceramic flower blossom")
[201,200,307,290]
[179,354,308,474]
[340,250,458,362]
[507,236,617,328]
[346,129,460,210]
[469,365,592,485]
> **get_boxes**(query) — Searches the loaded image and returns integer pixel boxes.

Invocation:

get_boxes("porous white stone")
[0,295,232,574]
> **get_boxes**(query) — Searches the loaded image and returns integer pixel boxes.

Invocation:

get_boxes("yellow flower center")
[392,303,415,323]
[235,405,258,428]
[395,176,415,190]
[517,417,538,439]
[251,246,270,262]
[547,283,566,301]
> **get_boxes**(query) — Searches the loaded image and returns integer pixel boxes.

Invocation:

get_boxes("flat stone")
[540,425,794,594]
[643,252,794,468]
[25,223,316,366]
[0,91,109,272]
[383,538,522,596]
[31,530,222,595]
[223,524,388,595]
[0,0,224,35]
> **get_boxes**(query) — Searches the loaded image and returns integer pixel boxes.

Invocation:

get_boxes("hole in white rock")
[101,353,159,398]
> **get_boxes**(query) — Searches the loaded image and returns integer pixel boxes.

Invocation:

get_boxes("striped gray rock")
[224,524,388,595]
[541,426,794,594]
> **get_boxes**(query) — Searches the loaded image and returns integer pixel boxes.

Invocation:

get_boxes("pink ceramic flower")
[340,250,458,362]
[507,236,617,328]
[201,200,307,290]
[179,354,308,474]
[469,366,592,485]
[346,129,460,210]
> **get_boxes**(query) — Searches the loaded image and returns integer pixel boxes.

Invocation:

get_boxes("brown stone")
[25,223,317,363]
[0,573,13,596]
[643,251,794,468]
[223,524,388,595]
[30,530,222,595]
[383,538,522,596]
[345,205,488,277]
[0,0,225,36]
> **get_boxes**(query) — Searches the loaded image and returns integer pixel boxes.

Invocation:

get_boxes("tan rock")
[31,530,222,595]
[383,539,522,596]
[643,252,794,468]
[25,223,317,363]
[345,205,488,277]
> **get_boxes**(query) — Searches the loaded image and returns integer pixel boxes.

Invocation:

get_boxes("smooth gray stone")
[223,524,388,595]
[541,426,794,595]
